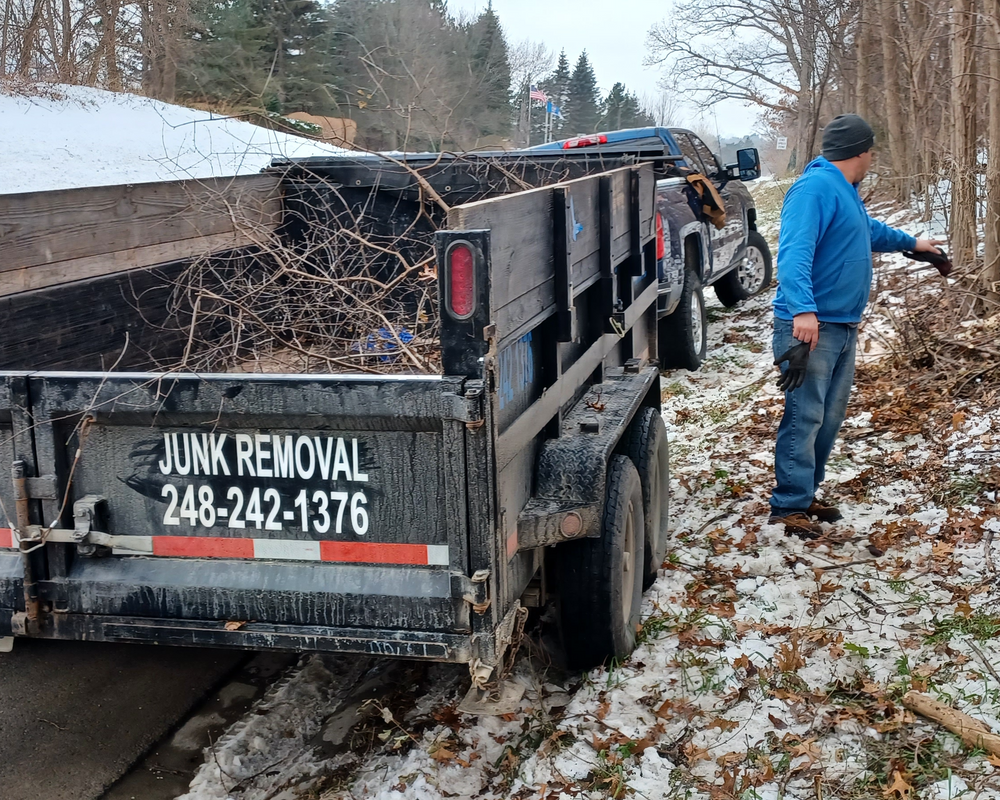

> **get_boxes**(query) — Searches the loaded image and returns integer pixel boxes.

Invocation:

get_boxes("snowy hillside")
[0,84,348,195]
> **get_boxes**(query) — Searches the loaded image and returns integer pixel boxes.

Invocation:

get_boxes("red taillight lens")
[562,134,608,149]
[447,242,475,319]
[655,212,665,260]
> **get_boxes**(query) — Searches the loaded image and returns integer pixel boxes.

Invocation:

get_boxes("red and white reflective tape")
[0,528,13,549]
[112,535,449,566]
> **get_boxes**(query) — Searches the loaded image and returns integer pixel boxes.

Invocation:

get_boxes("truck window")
[671,131,708,174]
[688,133,723,177]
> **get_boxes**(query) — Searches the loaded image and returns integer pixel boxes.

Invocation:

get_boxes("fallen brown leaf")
[884,769,913,798]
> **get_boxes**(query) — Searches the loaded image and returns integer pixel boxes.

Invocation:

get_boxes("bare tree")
[951,0,978,269]
[985,0,1000,307]
[641,80,682,127]
[646,0,855,172]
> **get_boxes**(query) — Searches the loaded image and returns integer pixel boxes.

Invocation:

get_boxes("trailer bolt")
[560,512,583,537]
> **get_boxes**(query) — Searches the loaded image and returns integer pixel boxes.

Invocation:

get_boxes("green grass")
[934,473,986,505]
[662,380,693,400]
[927,612,1000,644]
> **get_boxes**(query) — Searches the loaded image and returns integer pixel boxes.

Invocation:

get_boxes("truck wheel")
[658,267,707,371]
[557,455,644,670]
[713,230,773,307]
[622,407,670,591]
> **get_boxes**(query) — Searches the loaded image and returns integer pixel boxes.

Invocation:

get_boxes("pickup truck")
[529,127,773,370]
[0,152,671,699]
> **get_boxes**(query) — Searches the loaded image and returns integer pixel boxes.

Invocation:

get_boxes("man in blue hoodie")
[770,114,943,536]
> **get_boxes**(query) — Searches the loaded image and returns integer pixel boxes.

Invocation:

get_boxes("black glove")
[903,248,952,277]
[774,342,810,392]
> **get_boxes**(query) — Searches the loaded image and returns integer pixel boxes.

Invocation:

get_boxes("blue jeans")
[771,317,858,514]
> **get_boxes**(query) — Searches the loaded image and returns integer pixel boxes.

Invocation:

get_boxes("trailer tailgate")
[6,371,482,658]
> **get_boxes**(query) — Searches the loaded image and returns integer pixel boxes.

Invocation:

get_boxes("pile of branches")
[157,153,585,376]
[862,258,1000,400]
[160,167,446,375]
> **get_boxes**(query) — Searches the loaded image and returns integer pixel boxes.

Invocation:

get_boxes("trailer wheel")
[658,266,707,371]
[623,407,670,591]
[557,455,644,670]
[714,230,773,307]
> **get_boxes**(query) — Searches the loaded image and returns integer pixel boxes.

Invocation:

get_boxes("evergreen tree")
[564,50,600,134]
[600,82,655,130]
[467,3,512,137]
[178,0,335,114]
[539,48,570,138]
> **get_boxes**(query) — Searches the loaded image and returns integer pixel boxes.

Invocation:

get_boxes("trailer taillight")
[655,212,665,260]
[445,241,476,320]
[562,134,608,149]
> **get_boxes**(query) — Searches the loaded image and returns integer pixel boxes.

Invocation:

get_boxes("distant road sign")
[776,137,788,151]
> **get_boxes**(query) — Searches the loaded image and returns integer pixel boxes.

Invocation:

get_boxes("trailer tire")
[713,230,773,307]
[557,455,644,670]
[623,407,670,591]
[658,267,707,371]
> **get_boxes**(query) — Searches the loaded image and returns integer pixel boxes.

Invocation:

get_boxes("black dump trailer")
[0,155,670,694]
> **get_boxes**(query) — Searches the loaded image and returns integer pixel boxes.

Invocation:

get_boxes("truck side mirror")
[726,148,761,182]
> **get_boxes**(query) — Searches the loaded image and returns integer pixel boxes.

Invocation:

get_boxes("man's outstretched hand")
[775,342,810,392]
[904,244,953,277]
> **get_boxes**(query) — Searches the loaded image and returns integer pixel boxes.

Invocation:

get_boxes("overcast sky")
[446,0,760,139]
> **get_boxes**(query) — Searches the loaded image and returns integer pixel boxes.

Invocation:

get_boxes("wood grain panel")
[0,176,281,282]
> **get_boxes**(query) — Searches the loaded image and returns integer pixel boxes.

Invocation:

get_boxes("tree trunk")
[879,0,910,202]
[855,0,871,120]
[984,0,1000,308]
[16,0,47,76]
[951,0,979,270]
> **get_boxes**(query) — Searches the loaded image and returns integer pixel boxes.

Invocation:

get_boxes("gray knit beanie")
[821,114,875,161]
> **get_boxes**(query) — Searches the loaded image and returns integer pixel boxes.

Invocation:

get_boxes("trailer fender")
[516,365,659,551]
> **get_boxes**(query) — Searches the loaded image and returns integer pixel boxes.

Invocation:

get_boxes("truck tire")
[713,230,773,307]
[557,455,645,670]
[658,267,707,371]
[622,407,670,591]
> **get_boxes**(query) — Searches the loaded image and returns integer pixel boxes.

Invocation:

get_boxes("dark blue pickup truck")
[530,127,773,370]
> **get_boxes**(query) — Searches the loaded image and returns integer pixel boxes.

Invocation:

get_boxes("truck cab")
[528,127,773,370]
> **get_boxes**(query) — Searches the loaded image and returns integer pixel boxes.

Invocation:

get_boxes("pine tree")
[540,49,570,138]
[468,3,512,136]
[564,50,600,134]
[600,82,655,130]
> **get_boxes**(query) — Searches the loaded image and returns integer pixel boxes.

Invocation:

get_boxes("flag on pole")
[547,101,563,119]
[530,84,549,103]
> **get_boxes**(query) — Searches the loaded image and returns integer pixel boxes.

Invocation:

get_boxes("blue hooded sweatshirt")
[773,156,917,323]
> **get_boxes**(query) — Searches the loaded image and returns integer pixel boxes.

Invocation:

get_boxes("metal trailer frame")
[0,163,661,684]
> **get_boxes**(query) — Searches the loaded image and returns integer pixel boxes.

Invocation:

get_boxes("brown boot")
[808,498,843,523]
[768,511,823,539]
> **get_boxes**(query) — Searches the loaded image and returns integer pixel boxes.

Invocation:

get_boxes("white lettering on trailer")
[157,433,369,482]
[273,435,294,478]
[295,436,315,479]
[333,438,351,481]
[255,434,273,477]
[236,434,255,476]
[175,433,192,475]
[353,439,368,481]
[191,434,210,475]
[211,434,231,476]
[315,437,333,479]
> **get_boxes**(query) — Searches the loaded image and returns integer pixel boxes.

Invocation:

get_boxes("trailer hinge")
[443,386,484,428]
[451,569,491,613]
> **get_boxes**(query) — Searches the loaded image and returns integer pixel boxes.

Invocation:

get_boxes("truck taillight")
[562,134,608,149]
[655,212,665,260]
[446,241,476,319]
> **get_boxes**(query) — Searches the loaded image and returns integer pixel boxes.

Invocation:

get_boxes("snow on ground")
[0,84,347,194]
[179,187,1000,800]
